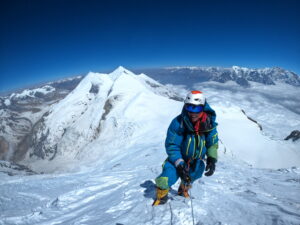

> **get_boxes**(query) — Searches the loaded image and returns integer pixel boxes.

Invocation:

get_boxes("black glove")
[177,164,191,183]
[205,157,216,176]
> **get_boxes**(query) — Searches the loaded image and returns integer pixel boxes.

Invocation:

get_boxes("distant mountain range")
[134,66,300,87]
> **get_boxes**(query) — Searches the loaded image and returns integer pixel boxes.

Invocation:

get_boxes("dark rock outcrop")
[0,136,9,160]
[284,130,300,142]
[241,110,263,131]
[0,160,36,175]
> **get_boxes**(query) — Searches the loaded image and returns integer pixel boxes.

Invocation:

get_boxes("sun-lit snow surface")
[0,67,300,225]
[216,105,300,168]
[1,146,300,225]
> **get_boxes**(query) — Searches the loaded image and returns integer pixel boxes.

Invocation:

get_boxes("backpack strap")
[176,115,196,136]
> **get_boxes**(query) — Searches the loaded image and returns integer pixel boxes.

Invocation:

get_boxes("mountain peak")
[232,65,250,73]
[109,66,134,80]
[112,66,132,74]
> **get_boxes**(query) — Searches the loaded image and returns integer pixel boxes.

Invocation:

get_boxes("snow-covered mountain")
[0,67,300,225]
[0,76,83,161]
[134,66,300,87]
[18,67,183,172]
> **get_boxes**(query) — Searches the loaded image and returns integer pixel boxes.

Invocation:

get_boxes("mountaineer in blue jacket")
[153,90,218,206]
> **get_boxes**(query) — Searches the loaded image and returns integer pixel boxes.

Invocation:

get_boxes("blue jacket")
[165,102,218,166]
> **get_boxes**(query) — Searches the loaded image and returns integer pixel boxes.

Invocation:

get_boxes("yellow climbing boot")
[152,188,169,206]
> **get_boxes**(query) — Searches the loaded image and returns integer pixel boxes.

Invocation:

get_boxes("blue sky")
[0,0,299,92]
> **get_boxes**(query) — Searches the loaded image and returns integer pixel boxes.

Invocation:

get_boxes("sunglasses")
[185,104,203,113]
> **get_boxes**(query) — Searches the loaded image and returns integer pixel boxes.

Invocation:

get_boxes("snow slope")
[0,67,300,225]
[216,105,300,168]
[1,141,299,225]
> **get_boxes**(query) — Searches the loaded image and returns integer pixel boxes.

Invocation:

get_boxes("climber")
[153,90,218,206]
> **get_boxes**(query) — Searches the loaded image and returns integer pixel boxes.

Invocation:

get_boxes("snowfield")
[1,146,299,225]
[0,67,300,225]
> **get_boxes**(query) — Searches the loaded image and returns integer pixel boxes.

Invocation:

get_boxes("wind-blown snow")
[0,66,299,225]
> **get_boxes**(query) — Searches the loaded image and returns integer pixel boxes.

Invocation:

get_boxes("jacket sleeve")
[165,117,185,167]
[205,126,219,160]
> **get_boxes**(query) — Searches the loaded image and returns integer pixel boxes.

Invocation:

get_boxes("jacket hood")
[181,102,217,132]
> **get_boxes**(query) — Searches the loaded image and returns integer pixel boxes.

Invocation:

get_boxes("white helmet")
[184,90,205,105]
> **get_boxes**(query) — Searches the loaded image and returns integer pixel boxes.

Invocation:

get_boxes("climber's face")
[188,112,201,123]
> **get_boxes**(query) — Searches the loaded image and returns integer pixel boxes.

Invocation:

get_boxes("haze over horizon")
[1,0,300,92]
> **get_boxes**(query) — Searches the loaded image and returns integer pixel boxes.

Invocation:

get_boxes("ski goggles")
[184,104,204,113]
